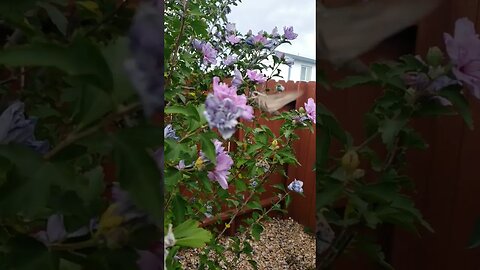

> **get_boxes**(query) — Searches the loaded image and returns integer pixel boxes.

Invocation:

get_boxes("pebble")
[178,217,316,269]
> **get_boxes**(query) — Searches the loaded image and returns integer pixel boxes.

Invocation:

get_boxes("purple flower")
[232,69,244,87]
[207,140,233,189]
[271,27,280,38]
[0,101,49,154]
[126,2,163,117]
[404,72,430,90]
[176,160,186,170]
[275,51,285,59]
[212,77,253,120]
[246,33,268,46]
[246,69,267,83]
[201,42,218,65]
[223,55,237,66]
[192,38,204,51]
[226,35,241,45]
[164,124,179,140]
[283,26,298,40]
[304,98,316,124]
[226,23,236,34]
[34,214,94,247]
[204,77,253,139]
[288,179,304,193]
[204,95,241,139]
[444,17,480,99]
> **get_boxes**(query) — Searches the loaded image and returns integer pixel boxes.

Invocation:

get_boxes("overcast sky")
[227,0,316,60]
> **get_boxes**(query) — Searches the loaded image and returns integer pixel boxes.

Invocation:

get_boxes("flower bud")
[299,107,305,113]
[426,46,444,67]
[341,150,360,172]
[271,139,280,149]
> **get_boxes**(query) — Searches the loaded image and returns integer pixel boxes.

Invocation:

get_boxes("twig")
[44,102,140,160]
[164,0,189,89]
[85,0,130,37]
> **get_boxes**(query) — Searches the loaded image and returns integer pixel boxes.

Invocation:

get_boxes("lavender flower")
[232,69,244,87]
[0,101,49,154]
[444,17,480,99]
[212,77,253,120]
[275,51,285,59]
[201,42,218,65]
[164,124,179,140]
[223,55,237,66]
[204,95,241,139]
[176,160,186,170]
[125,2,163,117]
[204,77,253,139]
[271,26,280,38]
[288,179,304,193]
[34,214,94,247]
[246,33,268,46]
[283,26,298,40]
[304,98,316,124]
[226,35,241,45]
[207,140,233,189]
[226,23,236,34]
[246,69,267,83]
[192,38,204,51]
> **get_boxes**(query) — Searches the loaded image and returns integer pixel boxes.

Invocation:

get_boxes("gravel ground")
[178,217,316,270]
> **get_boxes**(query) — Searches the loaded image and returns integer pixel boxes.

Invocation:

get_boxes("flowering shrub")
[164,0,315,269]
[318,17,480,268]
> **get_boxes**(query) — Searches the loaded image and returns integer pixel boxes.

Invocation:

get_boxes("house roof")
[276,51,316,65]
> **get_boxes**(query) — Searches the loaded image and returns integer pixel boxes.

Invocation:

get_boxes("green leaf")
[174,220,212,248]
[165,105,200,121]
[333,75,373,89]
[101,37,136,105]
[5,236,59,270]
[468,217,480,249]
[0,145,77,218]
[0,39,113,91]
[317,178,343,209]
[38,2,68,36]
[200,136,216,165]
[438,86,474,129]
[251,223,264,241]
[246,201,263,211]
[356,236,394,269]
[112,133,162,222]
[0,0,37,21]
[172,195,187,224]
[69,82,112,130]
[379,117,409,149]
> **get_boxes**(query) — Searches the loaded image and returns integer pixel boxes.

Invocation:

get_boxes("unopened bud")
[426,46,444,67]
[341,150,360,172]
[299,107,305,113]
[271,139,280,149]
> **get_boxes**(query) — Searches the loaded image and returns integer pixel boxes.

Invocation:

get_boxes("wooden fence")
[319,0,480,269]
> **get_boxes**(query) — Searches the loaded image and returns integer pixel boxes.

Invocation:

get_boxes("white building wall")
[261,54,316,82]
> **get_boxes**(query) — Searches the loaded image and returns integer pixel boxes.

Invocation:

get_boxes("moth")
[251,89,303,113]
